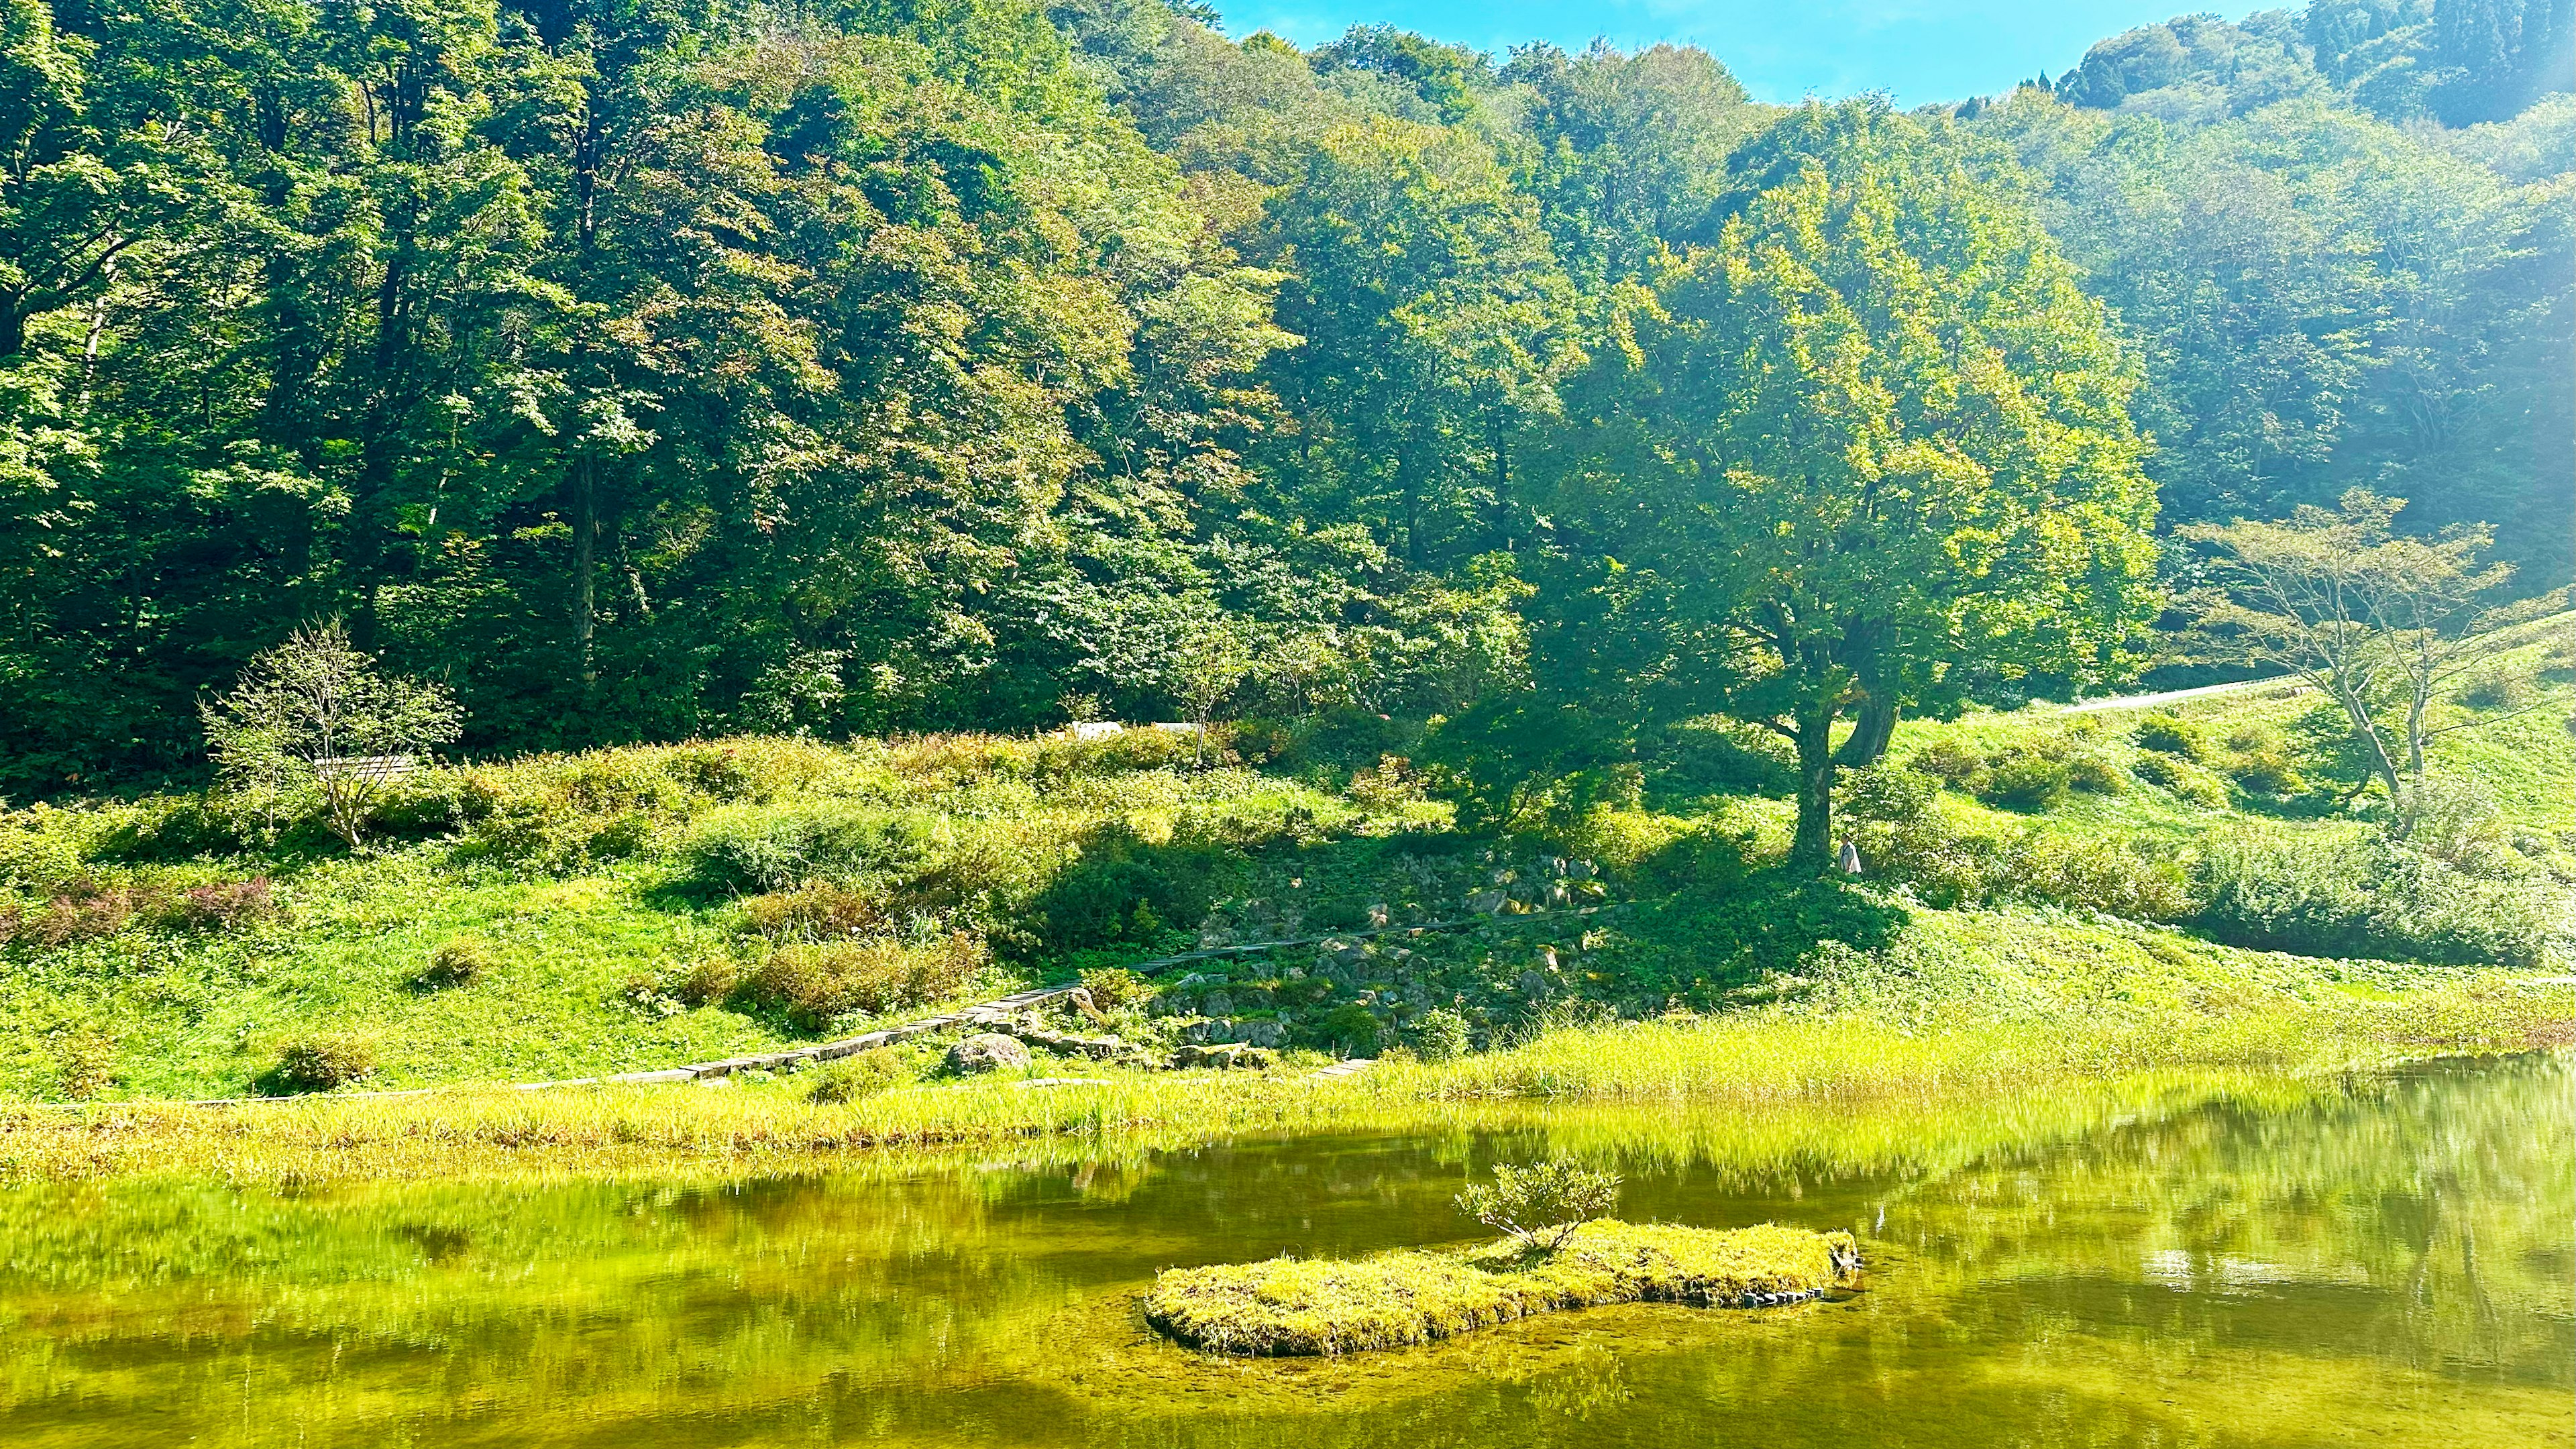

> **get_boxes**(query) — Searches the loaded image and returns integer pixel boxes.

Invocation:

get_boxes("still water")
[2,1055,2567,1447]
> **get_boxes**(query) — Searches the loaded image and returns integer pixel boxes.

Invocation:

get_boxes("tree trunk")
[1792,704,1839,874]
[1834,694,1898,768]
[573,452,597,702]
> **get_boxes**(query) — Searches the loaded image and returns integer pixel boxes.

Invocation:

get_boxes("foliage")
[800,1047,928,1104]
[2193,828,2564,967]
[265,1036,379,1095]
[1532,99,2162,869]
[1452,1159,1624,1250]
[413,940,494,993]
[2133,712,2214,761]
[1408,1007,1472,1061]
[2182,490,2561,824]
[731,934,989,1032]
[200,622,464,848]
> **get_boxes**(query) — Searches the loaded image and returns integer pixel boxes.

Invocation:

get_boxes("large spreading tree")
[1535,99,2162,870]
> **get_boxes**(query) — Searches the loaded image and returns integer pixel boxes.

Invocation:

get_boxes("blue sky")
[1214,0,2226,107]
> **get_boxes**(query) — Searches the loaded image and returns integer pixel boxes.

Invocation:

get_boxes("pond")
[2,1054,2566,1447]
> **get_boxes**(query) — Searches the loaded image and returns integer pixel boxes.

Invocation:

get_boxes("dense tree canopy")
[1527,101,2161,868]
[0,0,2565,797]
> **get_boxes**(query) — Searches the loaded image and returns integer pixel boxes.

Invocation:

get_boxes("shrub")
[1029,829,1225,951]
[1076,966,1148,1010]
[2132,751,2231,808]
[2063,751,2130,795]
[743,881,885,941]
[413,938,494,991]
[1346,754,1426,812]
[1409,1008,1472,1061]
[1312,1002,1383,1057]
[1907,737,1987,788]
[1978,752,2071,812]
[166,877,279,930]
[1619,871,1904,1000]
[2458,672,2535,712]
[680,804,934,894]
[2193,830,2565,967]
[732,932,987,1030]
[1454,1161,1623,1252]
[2004,831,2194,921]
[2220,745,2306,796]
[2132,712,2211,761]
[268,1035,377,1093]
[802,1046,921,1103]
[667,957,742,1008]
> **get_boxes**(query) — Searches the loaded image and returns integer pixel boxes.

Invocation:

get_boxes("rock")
[1365,902,1390,928]
[947,1033,1030,1074]
[1201,989,1234,1017]
[1515,969,1552,998]
[1170,1042,1276,1071]
[1464,888,1509,914]
[1237,1019,1287,1049]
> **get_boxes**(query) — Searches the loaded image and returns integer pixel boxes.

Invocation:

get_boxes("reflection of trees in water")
[0,1057,2563,1448]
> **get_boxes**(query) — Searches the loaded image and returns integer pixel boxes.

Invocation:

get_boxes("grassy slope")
[1,627,2569,1106]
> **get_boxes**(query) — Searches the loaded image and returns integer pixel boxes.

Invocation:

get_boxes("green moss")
[1142,1220,1862,1356]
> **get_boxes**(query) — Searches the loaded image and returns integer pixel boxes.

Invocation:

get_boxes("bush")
[52,1030,119,1101]
[1409,1007,1472,1061]
[1029,829,1225,951]
[2132,712,2211,761]
[680,804,935,894]
[268,1035,377,1093]
[802,1046,922,1103]
[732,931,987,1030]
[1077,966,1148,1010]
[2193,830,2565,967]
[1906,737,1987,788]
[2458,672,2536,712]
[2064,751,2131,795]
[412,938,494,991]
[1978,751,2072,812]
[1618,871,1904,1000]
[2132,751,2231,808]
[2004,831,2194,920]
[1454,1161,1623,1252]
[1312,1002,1383,1057]
[666,957,742,1008]
[743,881,885,941]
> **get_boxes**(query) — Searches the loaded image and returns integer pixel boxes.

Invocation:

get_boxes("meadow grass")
[1141,1220,1864,1355]
[5,970,2561,1185]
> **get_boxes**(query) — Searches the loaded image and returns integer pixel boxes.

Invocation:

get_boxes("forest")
[0,0,2567,802]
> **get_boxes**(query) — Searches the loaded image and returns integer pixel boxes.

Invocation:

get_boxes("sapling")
[1455,1159,1622,1253]
[200,620,462,849]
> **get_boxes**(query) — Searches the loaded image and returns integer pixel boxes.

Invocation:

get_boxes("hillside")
[5,628,2567,1104]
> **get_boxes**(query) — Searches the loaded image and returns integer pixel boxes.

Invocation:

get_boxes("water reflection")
[1,1055,2564,1447]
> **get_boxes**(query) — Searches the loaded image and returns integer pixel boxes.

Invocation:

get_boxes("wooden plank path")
[170,904,1621,1106]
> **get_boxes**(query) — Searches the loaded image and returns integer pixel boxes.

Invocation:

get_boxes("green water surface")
[3,1054,2568,1446]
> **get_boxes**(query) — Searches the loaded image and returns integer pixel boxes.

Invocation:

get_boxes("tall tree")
[1536,100,2161,869]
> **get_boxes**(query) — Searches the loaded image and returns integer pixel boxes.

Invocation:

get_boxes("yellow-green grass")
[0,733,1442,1099]
[5,962,2562,1185]
[1142,1220,1863,1355]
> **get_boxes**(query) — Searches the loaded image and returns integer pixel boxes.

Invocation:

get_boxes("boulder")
[947,1033,1030,1074]
[1201,989,1234,1017]
[1237,1019,1287,1049]
[1515,969,1552,999]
